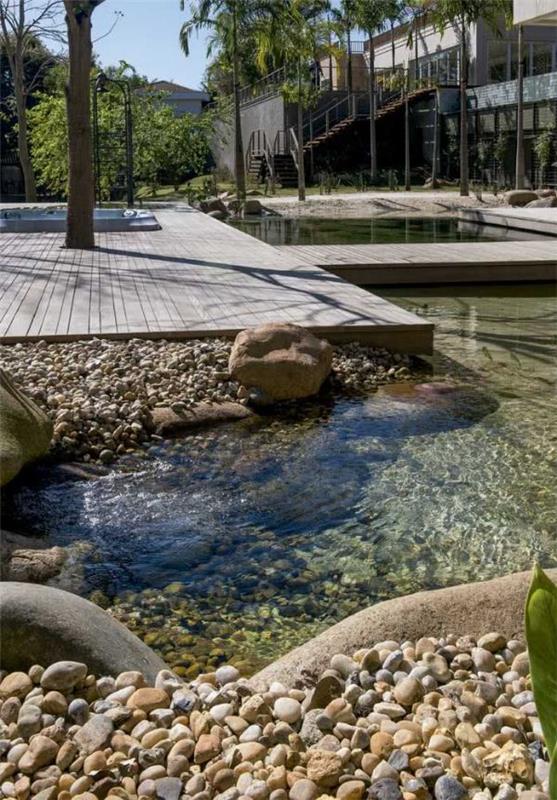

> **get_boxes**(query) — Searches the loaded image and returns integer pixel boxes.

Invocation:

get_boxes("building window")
[532,42,554,76]
[489,39,557,83]
[409,46,459,86]
[489,40,508,83]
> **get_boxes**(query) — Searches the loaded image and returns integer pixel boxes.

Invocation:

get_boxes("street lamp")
[92,71,135,207]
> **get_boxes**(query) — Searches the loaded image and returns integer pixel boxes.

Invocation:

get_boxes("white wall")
[371,22,478,81]
[514,0,557,25]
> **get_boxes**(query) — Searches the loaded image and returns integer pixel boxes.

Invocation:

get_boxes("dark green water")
[230,215,550,246]
[5,283,557,677]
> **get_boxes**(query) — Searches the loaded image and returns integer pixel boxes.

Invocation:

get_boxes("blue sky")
[93,1,211,90]
[93,0,343,91]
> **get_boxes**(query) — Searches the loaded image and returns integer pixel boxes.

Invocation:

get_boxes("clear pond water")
[230,215,550,246]
[4,283,557,677]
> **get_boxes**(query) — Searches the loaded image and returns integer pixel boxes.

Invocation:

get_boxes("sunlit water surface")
[5,283,556,676]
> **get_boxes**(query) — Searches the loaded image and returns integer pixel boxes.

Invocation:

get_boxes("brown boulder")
[504,189,538,207]
[146,402,254,436]
[229,324,333,403]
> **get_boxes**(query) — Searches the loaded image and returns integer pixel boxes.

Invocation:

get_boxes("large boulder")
[504,189,538,207]
[242,199,264,216]
[0,583,167,682]
[0,369,53,487]
[229,323,333,403]
[526,195,557,208]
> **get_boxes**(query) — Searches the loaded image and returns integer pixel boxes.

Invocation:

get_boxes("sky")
[93,0,211,90]
[92,0,343,91]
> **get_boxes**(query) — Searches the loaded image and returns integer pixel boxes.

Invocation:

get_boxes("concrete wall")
[211,93,292,175]
[515,0,557,25]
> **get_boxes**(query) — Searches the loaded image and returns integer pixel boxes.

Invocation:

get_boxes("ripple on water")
[4,284,557,675]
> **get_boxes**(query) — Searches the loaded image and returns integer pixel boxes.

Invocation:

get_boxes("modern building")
[150,80,210,117]
[514,0,557,26]
[213,10,557,188]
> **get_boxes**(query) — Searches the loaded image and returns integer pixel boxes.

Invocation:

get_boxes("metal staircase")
[244,67,441,185]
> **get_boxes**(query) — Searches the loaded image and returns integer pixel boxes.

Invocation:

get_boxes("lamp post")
[92,71,134,207]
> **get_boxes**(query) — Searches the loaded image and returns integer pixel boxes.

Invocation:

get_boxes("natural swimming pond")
[230,215,551,246]
[4,283,557,677]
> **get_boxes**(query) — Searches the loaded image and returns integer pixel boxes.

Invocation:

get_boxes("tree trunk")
[390,21,396,71]
[432,89,439,188]
[13,64,37,202]
[232,3,246,201]
[404,84,411,191]
[368,33,377,184]
[1,4,38,203]
[297,59,306,202]
[346,26,352,95]
[64,1,95,249]
[515,24,525,189]
[459,18,469,197]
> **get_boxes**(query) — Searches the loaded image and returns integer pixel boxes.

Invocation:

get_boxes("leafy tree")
[0,0,64,201]
[533,121,555,188]
[353,0,397,184]
[180,0,267,201]
[420,0,512,197]
[255,0,330,201]
[28,67,214,199]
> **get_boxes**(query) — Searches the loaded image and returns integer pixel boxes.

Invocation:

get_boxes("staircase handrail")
[239,66,286,106]
[288,126,299,171]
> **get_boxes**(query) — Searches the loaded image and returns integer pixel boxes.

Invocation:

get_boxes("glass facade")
[409,47,460,86]
[488,40,557,83]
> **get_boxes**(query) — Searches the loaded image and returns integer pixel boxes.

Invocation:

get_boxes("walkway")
[0,207,433,353]
[459,207,557,236]
[281,240,557,285]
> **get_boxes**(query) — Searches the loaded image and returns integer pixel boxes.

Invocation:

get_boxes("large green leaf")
[525,564,557,757]
[550,743,557,799]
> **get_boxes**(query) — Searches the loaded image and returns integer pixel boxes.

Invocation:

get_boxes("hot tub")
[0,207,161,233]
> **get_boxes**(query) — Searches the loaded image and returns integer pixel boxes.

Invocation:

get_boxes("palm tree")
[425,0,511,197]
[352,0,391,184]
[63,0,106,249]
[515,23,525,189]
[386,1,406,71]
[254,0,331,202]
[181,0,256,201]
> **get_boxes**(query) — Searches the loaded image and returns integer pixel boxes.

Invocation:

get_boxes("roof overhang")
[514,0,557,25]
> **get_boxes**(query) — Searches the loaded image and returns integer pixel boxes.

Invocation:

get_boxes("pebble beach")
[0,633,548,800]
[0,339,414,466]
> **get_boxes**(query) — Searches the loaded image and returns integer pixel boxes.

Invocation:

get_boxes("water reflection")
[230,216,553,246]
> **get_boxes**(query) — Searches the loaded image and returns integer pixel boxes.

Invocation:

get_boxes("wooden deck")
[0,207,433,353]
[459,207,557,236]
[280,240,557,285]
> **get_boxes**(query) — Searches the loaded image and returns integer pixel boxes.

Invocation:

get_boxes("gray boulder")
[526,196,557,208]
[0,369,53,487]
[0,583,167,682]
[504,189,538,207]
[229,323,333,403]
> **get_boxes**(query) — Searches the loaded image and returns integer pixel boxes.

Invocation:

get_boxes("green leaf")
[525,564,557,757]
[550,743,557,799]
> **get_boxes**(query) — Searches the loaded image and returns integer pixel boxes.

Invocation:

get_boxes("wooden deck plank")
[0,208,433,353]
[280,240,557,285]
